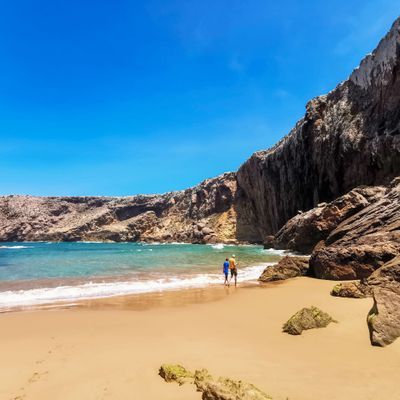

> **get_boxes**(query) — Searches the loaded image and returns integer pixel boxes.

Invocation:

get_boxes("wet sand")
[1,277,400,400]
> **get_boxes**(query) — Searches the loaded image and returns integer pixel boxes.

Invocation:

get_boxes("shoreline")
[1,277,400,400]
[0,279,262,314]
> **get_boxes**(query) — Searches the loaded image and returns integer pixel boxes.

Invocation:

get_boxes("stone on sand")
[283,306,337,335]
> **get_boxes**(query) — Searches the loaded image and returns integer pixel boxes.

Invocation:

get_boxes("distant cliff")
[1,18,399,244]
[0,173,238,243]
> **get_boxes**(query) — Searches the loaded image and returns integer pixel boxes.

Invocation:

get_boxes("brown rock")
[271,186,384,253]
[159,364,273,400]
[259,256,309,282]
[367,256,400,346]
[310,179,400,280]
[282,306,337,335]
[330,281,372,298]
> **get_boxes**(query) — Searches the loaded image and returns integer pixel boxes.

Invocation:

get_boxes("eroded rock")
[310,179,400,280]
[330,281,372,298]
[159,364,272,400]
[259,256,309,282]
[270,186,385,254]
[159,364,194,385]
[367,257,400,346]
[282,306,337,335]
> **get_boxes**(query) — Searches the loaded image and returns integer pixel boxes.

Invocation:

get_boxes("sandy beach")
[1,278,400,400]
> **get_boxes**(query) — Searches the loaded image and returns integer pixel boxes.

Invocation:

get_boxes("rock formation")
[269,186,385,254]
[310,178,400,280]
[258,256,309,282]
[236,17,400,241]
[159,364,273,400]
[0,173,238,243]
[367,256,400,346]
[330,281,372,299]
[282,306,337,335]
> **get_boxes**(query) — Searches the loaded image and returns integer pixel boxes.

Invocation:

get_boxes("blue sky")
[0,0,398,196]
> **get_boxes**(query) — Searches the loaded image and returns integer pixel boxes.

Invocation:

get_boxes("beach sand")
[1,277,400,400]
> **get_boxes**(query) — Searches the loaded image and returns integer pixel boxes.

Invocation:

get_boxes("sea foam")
[0,263,274,310]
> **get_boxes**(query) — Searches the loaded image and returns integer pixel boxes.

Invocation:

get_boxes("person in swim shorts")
[229,254,237,286]
[223,258,230,286]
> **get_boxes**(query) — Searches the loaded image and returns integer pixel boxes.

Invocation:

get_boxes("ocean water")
[0,242,286,310]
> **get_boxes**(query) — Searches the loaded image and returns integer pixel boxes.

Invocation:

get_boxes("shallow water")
[0,242,286,309]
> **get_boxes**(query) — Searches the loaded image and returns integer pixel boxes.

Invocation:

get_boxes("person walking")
[229,254,237,286]
[223,258,230,286]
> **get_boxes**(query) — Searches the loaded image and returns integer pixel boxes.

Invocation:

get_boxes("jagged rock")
[310,179,400,280]
[259,256,309,282]
[270,186,385,253]
[282,306,337,335]
[236,18,400,242]
[194,370,272,400]
[367,257,400,346]
[158,364,194,385]
[330,281,372,298]
[159,364,272,400]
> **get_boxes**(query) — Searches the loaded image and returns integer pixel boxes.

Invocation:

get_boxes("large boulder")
[259,256,309,282]
[310,178,400,280]
[282,306,336,335]
[270,186,384,254]
[159,364,273,400]
[367,257,400,346]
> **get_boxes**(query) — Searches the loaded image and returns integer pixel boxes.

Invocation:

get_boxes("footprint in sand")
[28,370,49,383]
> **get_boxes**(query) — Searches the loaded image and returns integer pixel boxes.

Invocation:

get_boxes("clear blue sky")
[0,1,398,196]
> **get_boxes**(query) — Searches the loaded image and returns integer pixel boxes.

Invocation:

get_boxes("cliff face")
[0,173,238,243]
[236,17,400,241]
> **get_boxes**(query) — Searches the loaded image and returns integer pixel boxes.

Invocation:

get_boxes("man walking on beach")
[229,255,237,286]
[223,258,230,286]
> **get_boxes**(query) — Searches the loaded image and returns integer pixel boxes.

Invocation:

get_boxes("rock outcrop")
[259,256,309,282]
[310,178,400,280]
[367,256,400,346]
[282,306,337,335]
[330,281,372,298]
[159,364,273,400]
[269,186,385,253]
[0,173,238,243]
[236,17,400,241]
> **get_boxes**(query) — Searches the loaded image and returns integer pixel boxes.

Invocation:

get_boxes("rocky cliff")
[0,173,238,243]
[236,17,400,241]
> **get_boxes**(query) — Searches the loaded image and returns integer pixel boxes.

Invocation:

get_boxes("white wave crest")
[261,248,290,255]
[0,264,274,309]
[211,243,224,250]
[0,246,32,249]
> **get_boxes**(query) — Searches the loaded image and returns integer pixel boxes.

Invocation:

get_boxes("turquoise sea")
[0,242,286,310]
